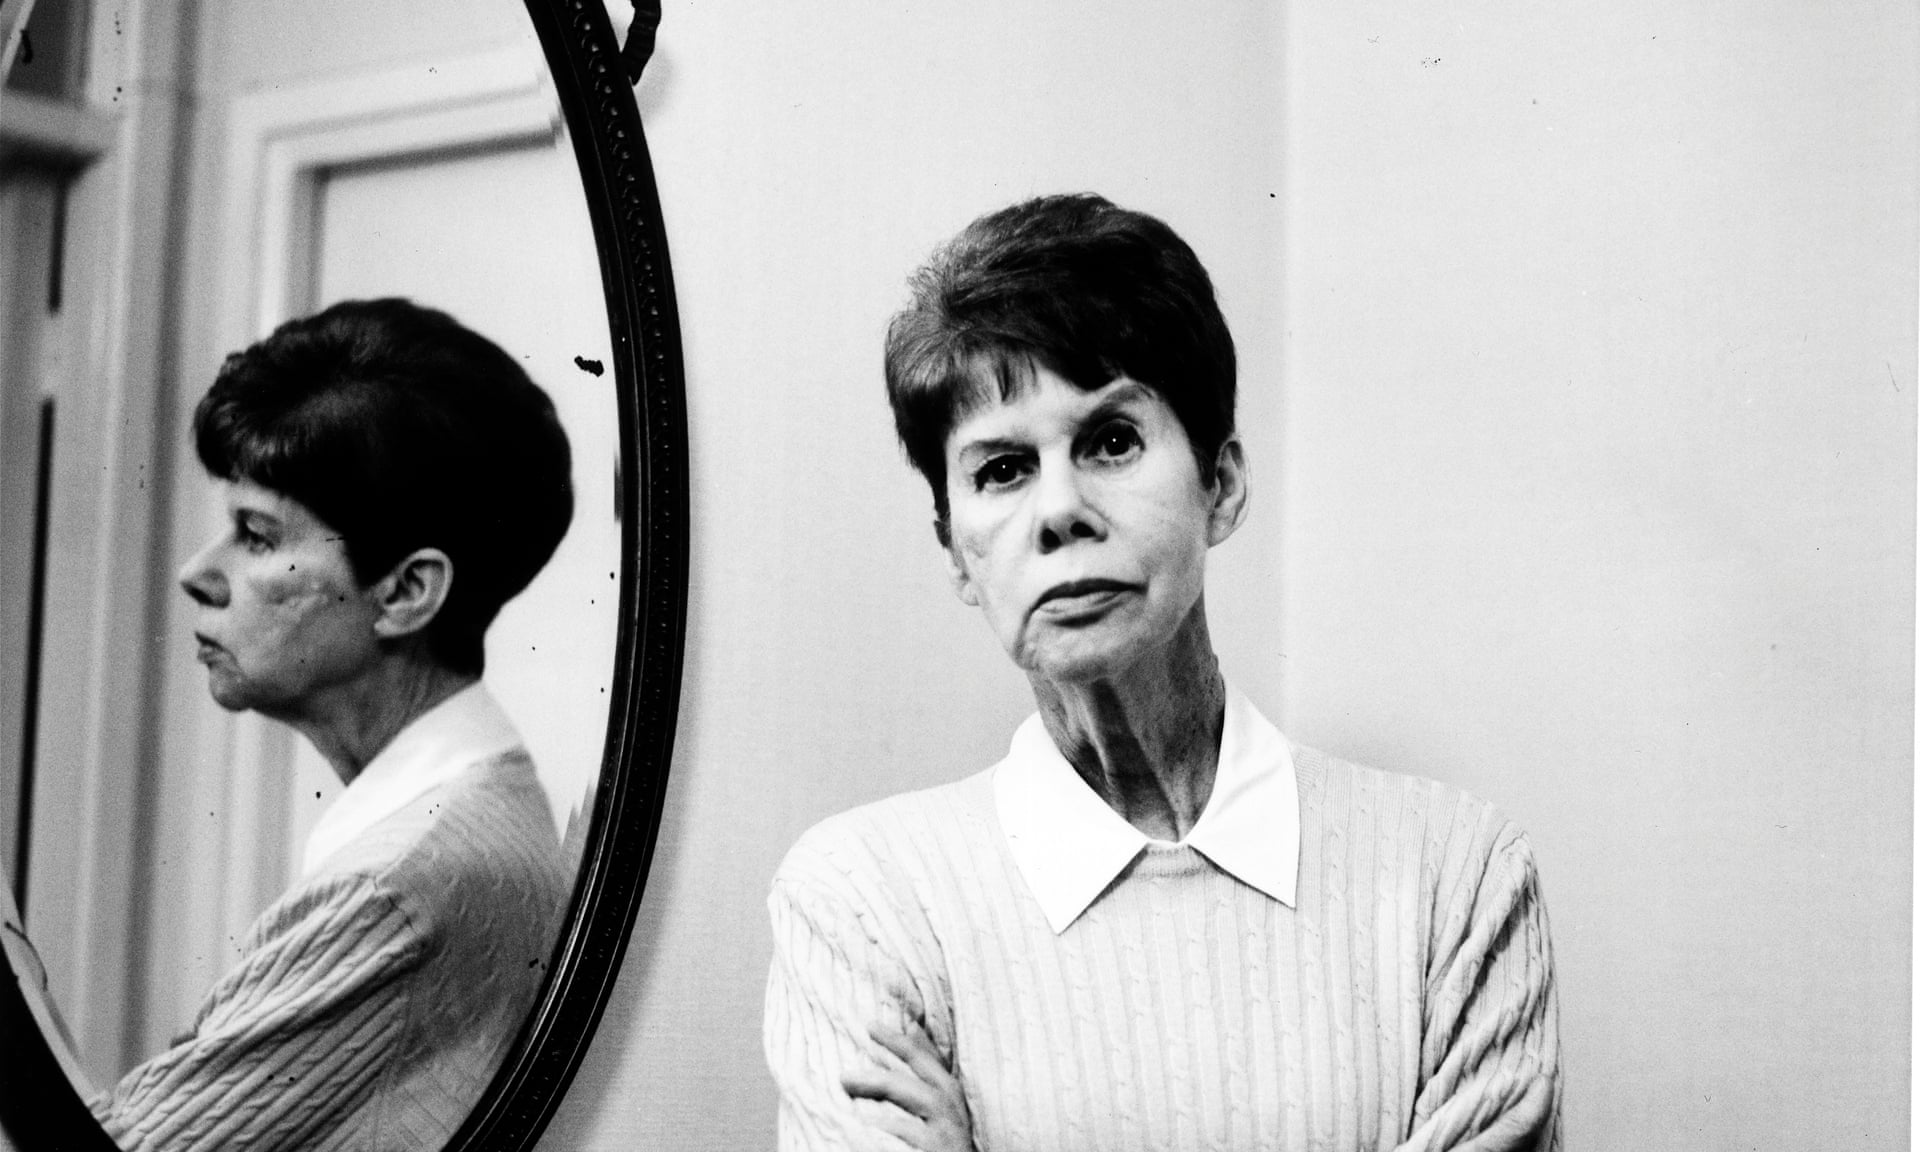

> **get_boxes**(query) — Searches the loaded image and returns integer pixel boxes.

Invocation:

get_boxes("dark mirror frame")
[0,1,687,1148]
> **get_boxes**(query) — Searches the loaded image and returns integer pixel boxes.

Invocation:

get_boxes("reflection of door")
[2,0,103,924]
[1,0,192,1090]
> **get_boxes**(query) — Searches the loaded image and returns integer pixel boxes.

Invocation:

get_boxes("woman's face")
[940,368,1246,683]
[178,480,383,717]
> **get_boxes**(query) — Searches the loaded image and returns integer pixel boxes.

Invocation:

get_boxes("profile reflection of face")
[177,479,381,716]
[940,368,1248,681]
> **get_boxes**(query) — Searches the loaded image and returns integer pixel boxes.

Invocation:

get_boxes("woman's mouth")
[1033,579,1133,619]
[194,633,223,662]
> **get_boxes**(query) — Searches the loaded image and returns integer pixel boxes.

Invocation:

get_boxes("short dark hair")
[193,298,573,675]
[883,193,1236,531]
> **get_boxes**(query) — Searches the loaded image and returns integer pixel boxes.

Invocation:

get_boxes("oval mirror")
[0,0,683,1149]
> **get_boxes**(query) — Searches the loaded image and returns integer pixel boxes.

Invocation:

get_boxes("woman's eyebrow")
[234,507,283,530]
[1079,384,1153,425]
[953,435,1029,464]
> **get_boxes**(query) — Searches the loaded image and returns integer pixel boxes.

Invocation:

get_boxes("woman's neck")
[276,657,479,786]
[1029,604,1225,842]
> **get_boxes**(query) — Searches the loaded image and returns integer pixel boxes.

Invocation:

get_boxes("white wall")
[1278,2,1913,1144]
[543,1,1914,1150]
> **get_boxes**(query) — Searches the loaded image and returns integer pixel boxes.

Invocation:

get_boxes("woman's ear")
[371,548,455,639]
[1206,436,1250,547]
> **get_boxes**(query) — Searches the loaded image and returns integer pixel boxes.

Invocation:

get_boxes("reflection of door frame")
[224,42,563,341]
[15,0,197,1085]
[142,40,564,1058]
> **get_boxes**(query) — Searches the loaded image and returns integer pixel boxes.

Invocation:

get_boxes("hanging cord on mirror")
[621,0,661,85]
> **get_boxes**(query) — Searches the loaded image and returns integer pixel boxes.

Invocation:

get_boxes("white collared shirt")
[992,682,1300,933]
[301,682,529,877]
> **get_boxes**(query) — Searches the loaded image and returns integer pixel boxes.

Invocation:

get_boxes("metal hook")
[622,0,661,85]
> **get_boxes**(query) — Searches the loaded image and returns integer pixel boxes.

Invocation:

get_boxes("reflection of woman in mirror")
[765,196,1561,1151]
[96,299,574,1151]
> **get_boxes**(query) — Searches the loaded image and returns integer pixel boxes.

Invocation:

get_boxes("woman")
[100,299,576,1151]
[765,195,1561,1151]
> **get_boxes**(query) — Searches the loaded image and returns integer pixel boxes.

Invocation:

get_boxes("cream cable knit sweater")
[766,744,1560,1151]
[98,752,568,1152]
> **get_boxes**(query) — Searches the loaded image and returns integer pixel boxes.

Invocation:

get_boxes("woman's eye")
[1088,423,1142,460]
[235,522,273,552]
[974,456,1028,490]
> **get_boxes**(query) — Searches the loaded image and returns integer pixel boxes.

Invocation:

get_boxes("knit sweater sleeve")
[1397,826,1561,1152]
[764,821,955,1152]
[99,871,429,1152]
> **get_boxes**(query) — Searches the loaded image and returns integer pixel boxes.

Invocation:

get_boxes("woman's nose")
[177,539,229,607]
[1031,463,1104,553]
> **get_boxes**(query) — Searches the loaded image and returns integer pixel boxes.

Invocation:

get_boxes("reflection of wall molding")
[0,90,117,166]
[189,40,565,979]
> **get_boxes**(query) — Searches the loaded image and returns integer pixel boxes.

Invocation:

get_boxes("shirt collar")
[992,681,1299,933]
[301,682,525,877]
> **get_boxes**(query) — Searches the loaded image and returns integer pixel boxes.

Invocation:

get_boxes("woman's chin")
[204,679,255,713]
[202,668,280,715]
[1014,611,1207,690]
[1016,634,1148,687]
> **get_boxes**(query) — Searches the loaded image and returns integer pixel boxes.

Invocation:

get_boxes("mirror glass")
[1,0,631,1146]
